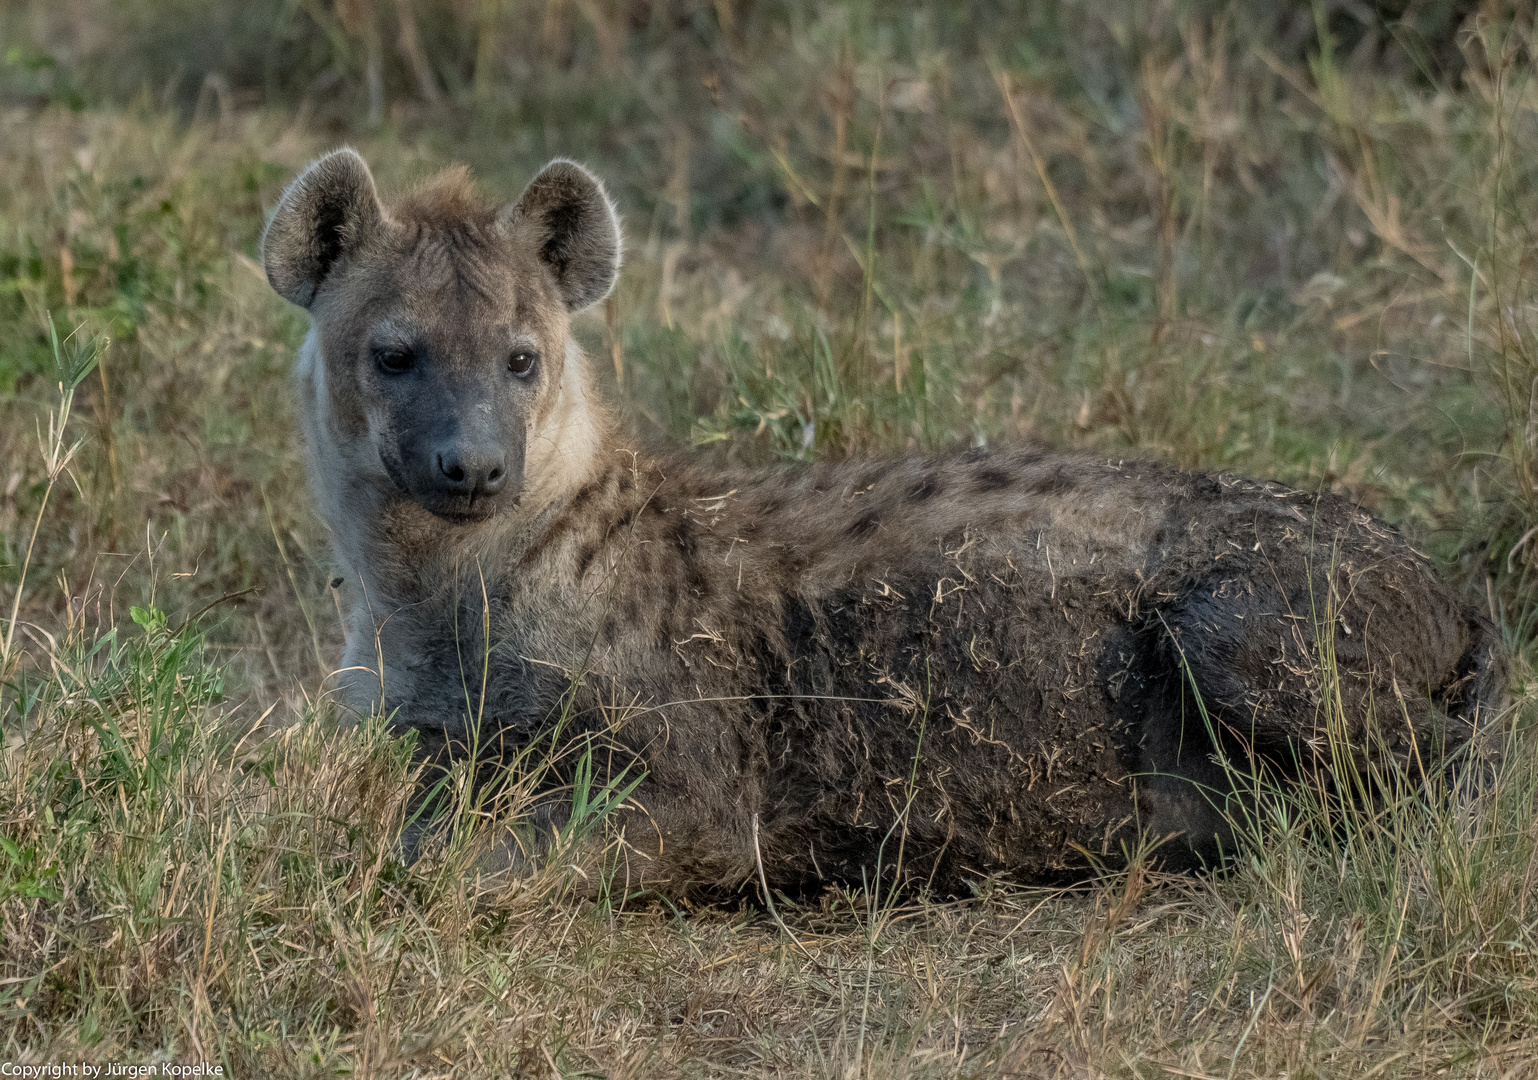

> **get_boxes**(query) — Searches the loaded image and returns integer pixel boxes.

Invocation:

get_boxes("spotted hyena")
[262,149,1505,893]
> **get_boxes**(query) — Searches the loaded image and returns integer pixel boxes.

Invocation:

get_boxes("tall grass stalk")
[1,321,102,702]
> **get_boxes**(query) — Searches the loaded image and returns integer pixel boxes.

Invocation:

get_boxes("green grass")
[3,1,1538,1074]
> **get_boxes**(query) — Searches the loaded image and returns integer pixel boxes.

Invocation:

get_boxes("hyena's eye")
[374,346,415,374]
[508,349,539,378]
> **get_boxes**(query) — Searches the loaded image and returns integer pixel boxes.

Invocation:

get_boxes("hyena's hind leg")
[1160,571,1504,771]
[1099,621,1241,871]
[1435,619,1510,787]
[1133,573,1508,867]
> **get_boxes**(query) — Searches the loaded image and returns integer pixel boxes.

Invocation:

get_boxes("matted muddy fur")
[264,149,1506,895]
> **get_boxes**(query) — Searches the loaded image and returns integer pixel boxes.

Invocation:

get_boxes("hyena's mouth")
[412,482,515,524]
[421,496,511,524]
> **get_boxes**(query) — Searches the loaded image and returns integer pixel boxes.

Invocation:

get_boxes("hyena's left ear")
[499,159,622,311]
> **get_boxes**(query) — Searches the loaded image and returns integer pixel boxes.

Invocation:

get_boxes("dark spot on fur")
[781,596,820,658]
[522,509,587,567]
[1192,474,1224,499]
[663,591,692,641]
[849,511,881,537]
[908,475,943,502]
[778,547,811,575]
[1027,468,1073,497]
[672,522,712,598]
[672,521,697,559]
[976,468,1012,492]
[518,522,558,567]
[570,480,601,512]
[618,471,634,493]
[575,543,598,579]
[513,291,539,324]
[759,497,784,516]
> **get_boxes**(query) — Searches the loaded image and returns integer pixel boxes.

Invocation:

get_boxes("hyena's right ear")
[263,148,386,308]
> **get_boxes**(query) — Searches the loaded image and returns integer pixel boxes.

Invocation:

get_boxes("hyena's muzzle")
[377,360,529,523]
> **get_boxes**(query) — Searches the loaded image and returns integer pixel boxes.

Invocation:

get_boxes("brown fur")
[264,150,1506,895]
[394,166,488,227]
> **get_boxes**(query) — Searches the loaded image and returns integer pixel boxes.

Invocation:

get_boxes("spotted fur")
[265,150,1507,894]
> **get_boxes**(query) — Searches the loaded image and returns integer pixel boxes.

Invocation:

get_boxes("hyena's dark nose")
[437,447,507,497]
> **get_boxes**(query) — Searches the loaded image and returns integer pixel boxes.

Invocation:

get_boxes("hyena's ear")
[499,159,621,311]
[263,148,386,309]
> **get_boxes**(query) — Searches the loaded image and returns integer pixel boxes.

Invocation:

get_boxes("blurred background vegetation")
[3,4,1538,1072]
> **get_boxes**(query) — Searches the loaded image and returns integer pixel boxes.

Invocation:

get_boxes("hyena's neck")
[518,337,612,518]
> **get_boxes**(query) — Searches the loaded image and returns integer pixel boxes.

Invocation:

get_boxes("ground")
[2,2,1538,1076]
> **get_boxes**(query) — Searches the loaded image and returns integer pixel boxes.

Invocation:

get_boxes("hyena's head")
[263,149,620,523]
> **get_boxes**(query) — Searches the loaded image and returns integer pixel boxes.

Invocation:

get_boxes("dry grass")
[3,2,1538,1075]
